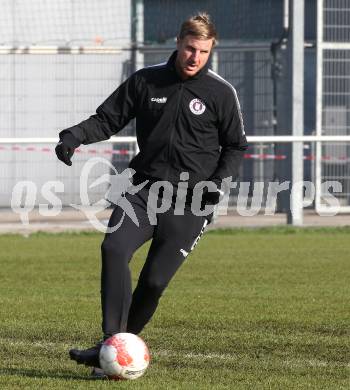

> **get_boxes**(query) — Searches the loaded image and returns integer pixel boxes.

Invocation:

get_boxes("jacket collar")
[166,50,209,81]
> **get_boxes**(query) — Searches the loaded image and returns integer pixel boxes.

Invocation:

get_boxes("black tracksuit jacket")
[60,51,248,188]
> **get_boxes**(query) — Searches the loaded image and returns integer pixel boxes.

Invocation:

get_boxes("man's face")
[175,35,213,79]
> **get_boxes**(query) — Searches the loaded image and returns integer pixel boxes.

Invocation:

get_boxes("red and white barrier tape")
[0,145,133,156]
[244,153,287,160]
[244,153,350,162]
[0,145,350,162]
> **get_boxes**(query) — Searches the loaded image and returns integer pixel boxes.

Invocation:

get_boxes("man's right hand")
[55,133,80,166]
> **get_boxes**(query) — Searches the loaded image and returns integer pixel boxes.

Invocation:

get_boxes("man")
[55,12,247,374]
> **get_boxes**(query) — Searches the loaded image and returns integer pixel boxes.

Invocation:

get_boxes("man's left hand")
[202,187,224,205]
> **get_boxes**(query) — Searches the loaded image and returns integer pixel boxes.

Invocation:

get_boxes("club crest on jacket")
[189,98,206,115]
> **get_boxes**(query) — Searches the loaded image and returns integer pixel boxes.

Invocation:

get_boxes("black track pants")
[101,188,207,336]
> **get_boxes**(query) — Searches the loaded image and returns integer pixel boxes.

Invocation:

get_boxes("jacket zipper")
[165,82,184,180]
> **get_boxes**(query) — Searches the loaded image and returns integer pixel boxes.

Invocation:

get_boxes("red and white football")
[99,333,150,380]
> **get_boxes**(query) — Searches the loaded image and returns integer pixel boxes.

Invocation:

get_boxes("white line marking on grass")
[155,350,350,369]
[1,339,349,369]
[0,338,71,349]
[156,349,239,360]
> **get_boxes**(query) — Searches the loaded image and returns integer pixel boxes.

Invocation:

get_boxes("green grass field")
[0,228,349,389]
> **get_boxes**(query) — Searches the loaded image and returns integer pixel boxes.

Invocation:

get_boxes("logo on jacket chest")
[189,98,206,115]
[151,97,167,104]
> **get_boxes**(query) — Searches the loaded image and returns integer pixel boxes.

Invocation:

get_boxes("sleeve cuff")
[59,131,81,148]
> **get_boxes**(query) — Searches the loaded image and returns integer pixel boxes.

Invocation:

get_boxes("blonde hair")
[178,12,218,46]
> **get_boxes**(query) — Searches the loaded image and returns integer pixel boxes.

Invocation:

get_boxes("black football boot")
[69,341,102,368]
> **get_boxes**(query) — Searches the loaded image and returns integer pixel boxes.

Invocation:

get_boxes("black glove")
[55,133,80,166]
[202,186,224,206]
[198,183,222,224]
[202,178,227,206]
